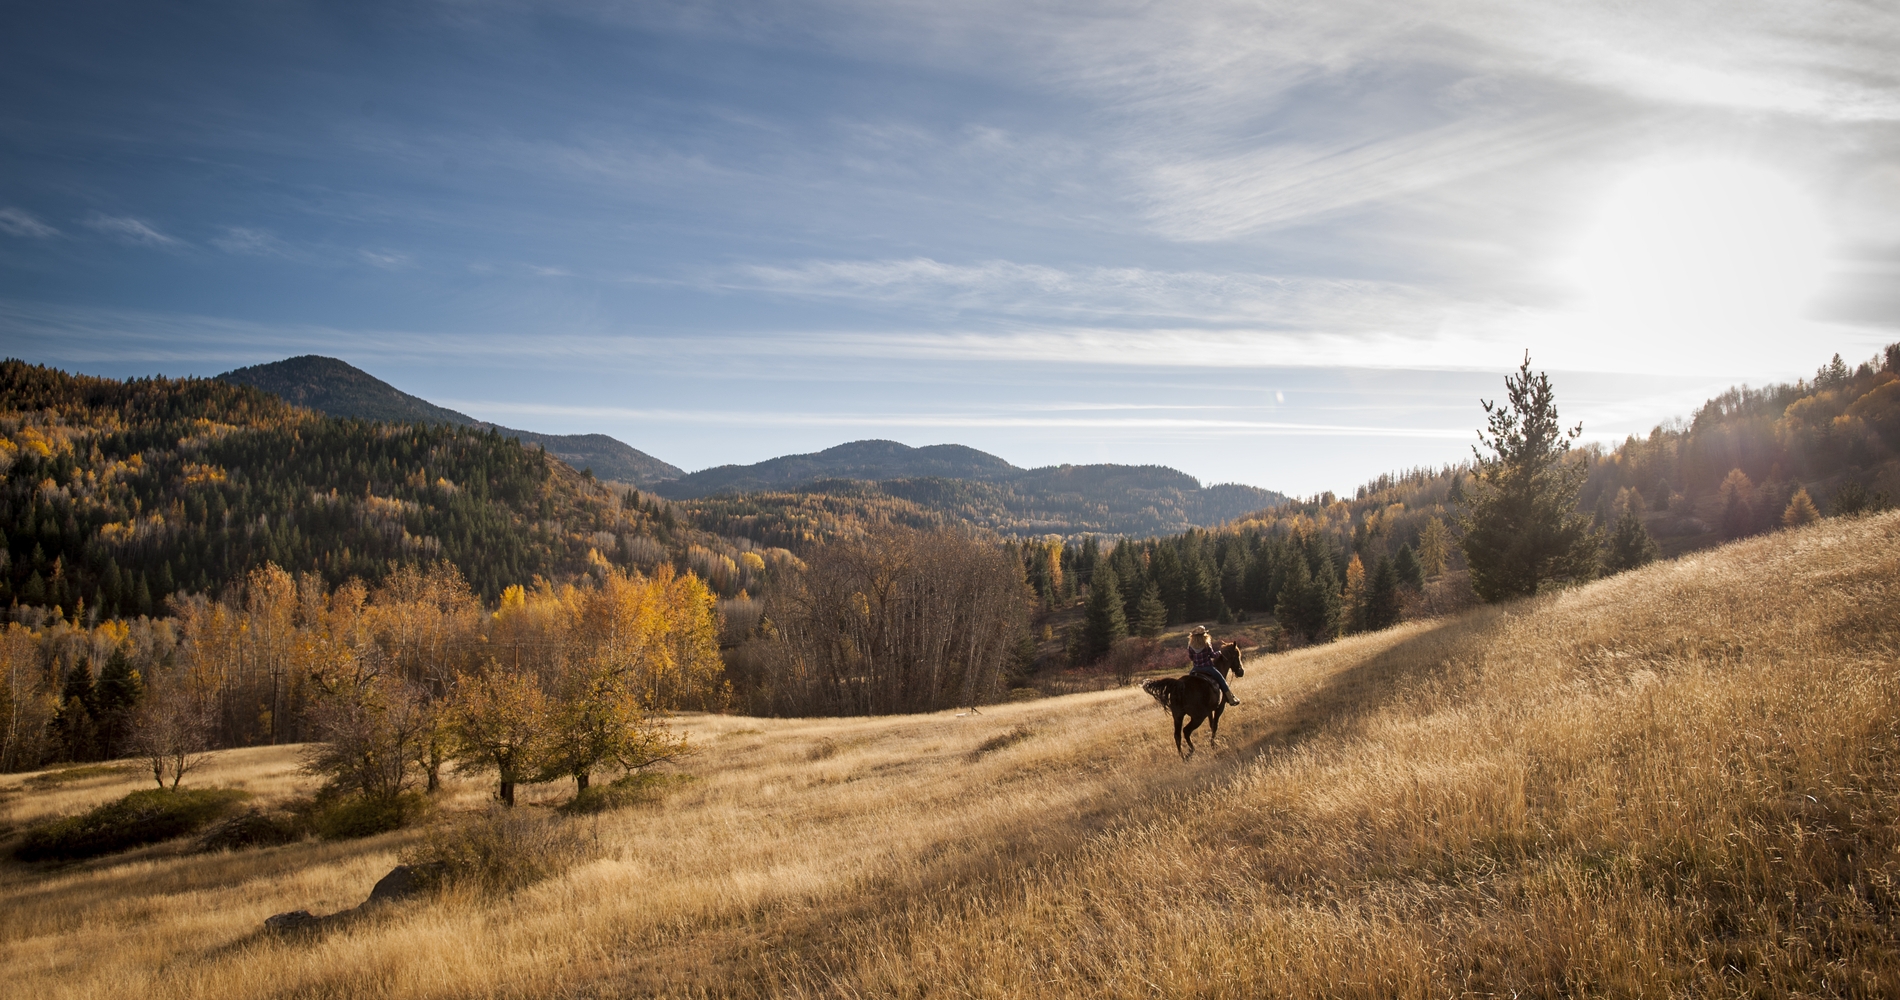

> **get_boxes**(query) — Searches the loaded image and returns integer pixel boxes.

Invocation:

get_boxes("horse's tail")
[1141,677,1176,711]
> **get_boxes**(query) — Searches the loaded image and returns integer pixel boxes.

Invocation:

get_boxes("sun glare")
[1566,160,1828,366]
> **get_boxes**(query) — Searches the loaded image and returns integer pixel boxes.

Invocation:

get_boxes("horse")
[1141,641,1244,758]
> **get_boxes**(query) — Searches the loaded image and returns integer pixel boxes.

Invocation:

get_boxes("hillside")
[662,439,1289,539]
[0,360,738,611]
[217,356,686,486]
[4,512,1894,997]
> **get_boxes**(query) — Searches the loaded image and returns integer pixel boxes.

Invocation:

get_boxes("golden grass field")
[3,511,1897,998]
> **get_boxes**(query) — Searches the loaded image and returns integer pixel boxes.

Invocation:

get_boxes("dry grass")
[2,512,1897,998]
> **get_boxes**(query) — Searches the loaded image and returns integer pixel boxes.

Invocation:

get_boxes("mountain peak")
[217,356,684,486]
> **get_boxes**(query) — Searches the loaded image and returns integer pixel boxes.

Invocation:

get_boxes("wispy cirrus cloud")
[358,248,414,269]
[82,213,181,247]
[211,226,290,256]
[736,257,1456,327]
[0,207,59,238]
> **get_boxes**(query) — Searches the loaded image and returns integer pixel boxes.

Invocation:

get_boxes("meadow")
[2,511,1896,998]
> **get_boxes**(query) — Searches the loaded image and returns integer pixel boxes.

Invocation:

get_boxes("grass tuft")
[399,809,590,897]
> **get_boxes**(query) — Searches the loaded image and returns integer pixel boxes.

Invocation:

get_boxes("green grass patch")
[14,787,251,862]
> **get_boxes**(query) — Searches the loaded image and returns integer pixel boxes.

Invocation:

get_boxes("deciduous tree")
[450,667,549,807]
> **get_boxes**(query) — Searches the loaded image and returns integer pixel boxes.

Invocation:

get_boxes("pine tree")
[1080,565,1128,664]
[1461,354,1596,602]
[1782,487,1820,528]
[1133,582,1167,638]
[1363,556,1401,631]
[1603,489,1660,574]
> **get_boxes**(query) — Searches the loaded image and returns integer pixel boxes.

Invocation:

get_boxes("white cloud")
[0,208,58,238]
[211,226,289,256]
[82,214,180,247]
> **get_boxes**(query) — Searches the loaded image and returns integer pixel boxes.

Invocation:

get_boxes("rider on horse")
[1187,625,1240,706]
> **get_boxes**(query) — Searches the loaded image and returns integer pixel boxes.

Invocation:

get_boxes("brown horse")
[1141,641,1244,758]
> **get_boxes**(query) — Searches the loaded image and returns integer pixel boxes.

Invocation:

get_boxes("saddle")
[1186,670,1223,695]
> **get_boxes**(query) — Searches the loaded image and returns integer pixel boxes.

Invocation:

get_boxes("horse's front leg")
[1208,703,1224,746]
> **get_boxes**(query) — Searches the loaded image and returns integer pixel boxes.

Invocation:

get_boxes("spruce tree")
[1393,543,1424,590]
[1134,582,1167,638]
[1307,556,1342,641]
[1273,555,1311,640]
[55,659,99,761]
[1080,565,1128,663]
[1461,354,1597,601]
[94,647,145,758]
[1363,556,1401,631]
[1603,497,1659,574]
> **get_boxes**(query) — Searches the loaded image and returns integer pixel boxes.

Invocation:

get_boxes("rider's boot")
[1224,693,1241,706]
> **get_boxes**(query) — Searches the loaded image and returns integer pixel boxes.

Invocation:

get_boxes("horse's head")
[1220,641,1245,677]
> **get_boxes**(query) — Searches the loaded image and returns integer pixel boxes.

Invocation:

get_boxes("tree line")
[0,559,723,793]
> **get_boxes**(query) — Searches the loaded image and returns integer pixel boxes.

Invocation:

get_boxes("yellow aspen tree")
[1341,554,1368,634]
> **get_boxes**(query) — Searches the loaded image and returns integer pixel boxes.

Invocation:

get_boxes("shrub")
[195,808,304,852]
[23,763,136,789]
[309,792,430,841]
[15,788,250,861]
[399,809,589,895]
[559,771,684,815]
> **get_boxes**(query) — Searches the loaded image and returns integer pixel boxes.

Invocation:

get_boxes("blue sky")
[3,1,1897,495]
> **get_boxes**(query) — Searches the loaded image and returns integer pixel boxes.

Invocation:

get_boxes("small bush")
[309,792,430,841]
[558,772,683,815]
[970,726,1035,760]
[400,810,589,896]
[14,787,250,862]
[195,808,304,852]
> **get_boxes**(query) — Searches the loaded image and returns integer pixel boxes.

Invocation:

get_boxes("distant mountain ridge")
[657,439,1290,538]
[217,356,685,486]
[219,358,1290,538]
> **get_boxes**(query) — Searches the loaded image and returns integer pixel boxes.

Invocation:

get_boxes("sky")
[2,0,1898,496]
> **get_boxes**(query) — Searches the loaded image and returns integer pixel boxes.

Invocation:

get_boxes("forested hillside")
[0,361,775,620]
[1026,342,1900,666]
[218,356,686,486]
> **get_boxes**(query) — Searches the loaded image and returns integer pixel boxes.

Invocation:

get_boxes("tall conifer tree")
[1461,354,1596,601]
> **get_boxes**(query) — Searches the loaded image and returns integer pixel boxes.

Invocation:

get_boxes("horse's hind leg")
[1172,712,1187,757]
[1182,713,1206,759]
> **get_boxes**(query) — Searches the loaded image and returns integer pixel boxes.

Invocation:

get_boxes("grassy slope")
[2,512,1896,998]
